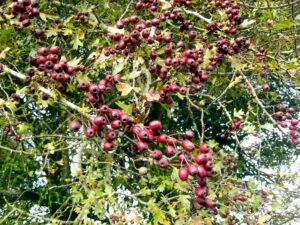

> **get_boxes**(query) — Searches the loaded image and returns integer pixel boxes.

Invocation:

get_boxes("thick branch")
[173,8,212,23]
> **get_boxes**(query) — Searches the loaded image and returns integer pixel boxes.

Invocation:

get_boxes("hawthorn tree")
[0,0,299,224]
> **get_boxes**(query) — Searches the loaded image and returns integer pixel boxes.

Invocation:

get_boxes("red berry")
[184,130,194,140]
[85,128,95,138]
[188,164,198,176]
[167,136,177,145]
[157,134,168,144]
[37,47,49,56]
[198,166,207,177]
[291,119,298,126]
[105,131,116,142]
[158,158,169,168]
[194,154,208,164]
[102,141,114,151]
[178,167,189,181]
[94,116,107,126]
[188,30,197,40]
[151,150,163,160]
[195,186,207,197]
[111,120,122,130]
[181,139,195,151]
[165,146,175,155]
[50,46,60,54]
[149,120,162,131]
[199,143,210,153]
[69,120,81,132]
[136,141,148,152]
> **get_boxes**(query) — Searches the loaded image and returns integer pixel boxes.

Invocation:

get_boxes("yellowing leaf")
[74,206,81,214]
[39,13,47,21]
[228,76,242,88]
[67,57,82,67]
[0,47,10,59]
[233,108,244,119]
[56,160,64,166]
[239,19,256,28]
[143,92,160,102]
[116,82,133,96]
[113,58,126,74]
[229,56,247,70]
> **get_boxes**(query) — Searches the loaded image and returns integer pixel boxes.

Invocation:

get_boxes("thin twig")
[239,70,289,136]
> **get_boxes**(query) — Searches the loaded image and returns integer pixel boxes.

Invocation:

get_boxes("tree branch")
[240,0,300,10]
[173,8,212,23]
[239,70,289,136]
[2,65,89,117]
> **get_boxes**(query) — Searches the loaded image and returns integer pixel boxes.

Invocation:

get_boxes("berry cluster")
[178,142,215,210]
[78,72,120,104]
[69,89,216,210]
[214,1,243,25]
[31,28,47,40]
[135,0,158,11]
[274,104,298,145]
[256,48,267,62]
[230,119,243,131]
[173,0,191,7]
[26,46,84,92]
[74,12,89,24]
[11,0,40,27]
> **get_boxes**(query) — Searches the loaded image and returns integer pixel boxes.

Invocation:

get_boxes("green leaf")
[71,35,84,50]
[115,101,133,115]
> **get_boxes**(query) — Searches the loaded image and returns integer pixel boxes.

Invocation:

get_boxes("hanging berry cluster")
[25,46,85,93]
[70,100,216,210]
[11,0,40,27]
[274,104,299,145]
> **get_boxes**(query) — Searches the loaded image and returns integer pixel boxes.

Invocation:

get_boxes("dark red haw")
[111,120,122,130]
[102,141,114,151]
[177,153,188,163]
[178,167,189,181]
[195,186,207,197]
[50,46,60,54]
[198,166,207,177]
[137,130,149,140]
[188,30,196,40]
[151,150,163,160]
[69,120,81,132]
[165,145,175,155]
[37,47,49,56]
[149,120,162,131]
[194,154,208,164]
[184,130,194,140]
[181,139,195,151]
[105,131,116,142]
[167,136,177,145]
[188,164,198,176]
[94,116,106,126]
[158,158,169,168]
[89,83,99,94]
[291,119,298,126]
[85,128,95,138]
[136,141,148,152]
[157,133,168,144]
[199,143,210,153]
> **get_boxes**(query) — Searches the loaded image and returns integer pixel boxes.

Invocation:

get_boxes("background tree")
[0,0,299,224]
